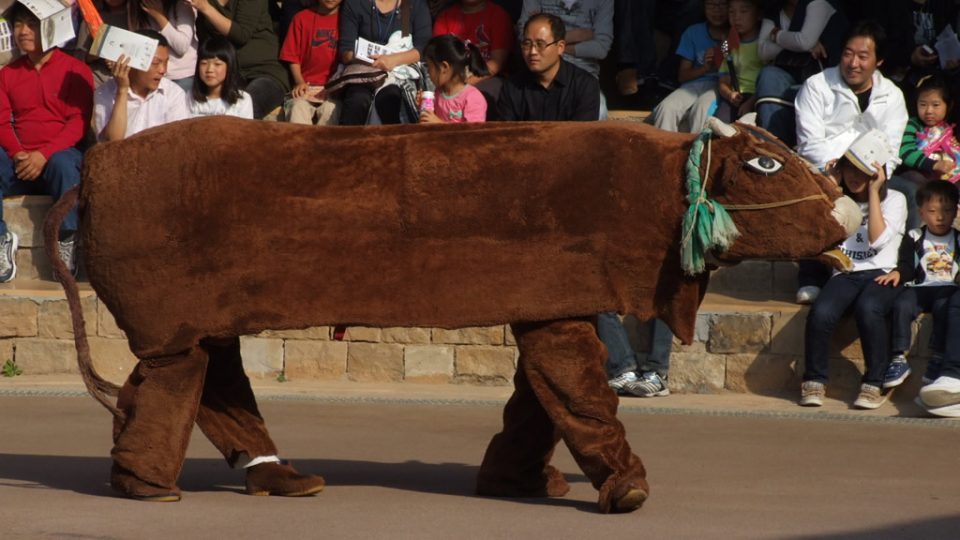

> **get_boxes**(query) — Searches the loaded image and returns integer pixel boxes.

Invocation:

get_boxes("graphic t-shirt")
[837,191,908,273]
[912,229,959,286]
[433,2,513,61]
[280,9,340,86]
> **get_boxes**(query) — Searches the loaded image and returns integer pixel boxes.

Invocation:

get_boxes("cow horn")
[707,117,738,138]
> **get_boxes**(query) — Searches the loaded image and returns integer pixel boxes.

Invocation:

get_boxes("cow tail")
[44,185,124,419]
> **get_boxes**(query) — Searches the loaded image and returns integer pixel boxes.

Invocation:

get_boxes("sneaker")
[916,382,960,418]
[882,355,912,388]
[57,236,78,279]
[799,381,825,406]
[918,375,960,409]
[923,354,943,385]
[626,371,670,398]
[608,371,640,394]
[796,286,821,305]
[0,231,18,283]
[853,384,890,409]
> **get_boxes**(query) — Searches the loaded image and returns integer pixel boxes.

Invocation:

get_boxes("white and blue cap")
[842,129,899,175]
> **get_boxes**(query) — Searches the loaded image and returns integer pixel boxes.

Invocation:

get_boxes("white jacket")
[795,66,908,174]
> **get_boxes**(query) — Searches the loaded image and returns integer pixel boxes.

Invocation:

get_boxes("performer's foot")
[110,463,181,502]
[476,464,570,498]
[599,475,649,514]
[245,461,325,497]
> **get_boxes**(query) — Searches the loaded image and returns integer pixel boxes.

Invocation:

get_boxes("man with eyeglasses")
[496,13,599,121]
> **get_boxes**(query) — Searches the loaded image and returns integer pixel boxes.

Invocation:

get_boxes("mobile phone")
[922,44,936,55]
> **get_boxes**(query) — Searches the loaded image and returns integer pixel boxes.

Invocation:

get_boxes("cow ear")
[707,117,738,138]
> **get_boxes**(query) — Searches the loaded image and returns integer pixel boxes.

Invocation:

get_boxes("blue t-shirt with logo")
[675,22,722,84]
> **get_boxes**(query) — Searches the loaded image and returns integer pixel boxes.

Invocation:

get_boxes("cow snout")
[832,196,863,238]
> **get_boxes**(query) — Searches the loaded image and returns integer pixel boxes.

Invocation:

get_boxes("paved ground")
[1,377,959,539]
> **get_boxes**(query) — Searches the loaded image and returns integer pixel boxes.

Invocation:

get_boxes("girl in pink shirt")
[420,34,490,123]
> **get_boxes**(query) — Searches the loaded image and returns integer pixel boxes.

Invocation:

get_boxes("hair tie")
[917,74,933,89]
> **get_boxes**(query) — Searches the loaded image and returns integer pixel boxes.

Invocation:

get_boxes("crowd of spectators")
[7,0,960,413]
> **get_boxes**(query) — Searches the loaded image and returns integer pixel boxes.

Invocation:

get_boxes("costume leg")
[512,318,648,513]
[195,337,325,497]
[111,347,209,498]
[476,341,569,498]
[194,337,278,465]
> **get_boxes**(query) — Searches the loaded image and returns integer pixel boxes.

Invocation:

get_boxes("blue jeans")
[756,66,799,147]
[598,312,673,378]
[803,270,900,387]
[0,148,82,236]
[939,289,960,379]
[891,285,955,355]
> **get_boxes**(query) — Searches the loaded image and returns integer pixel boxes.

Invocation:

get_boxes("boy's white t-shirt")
[837,190,907,273]
[187,91,255,119]
[911,229,959,287]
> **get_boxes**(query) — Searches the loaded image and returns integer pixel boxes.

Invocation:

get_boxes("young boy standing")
[280,0,342,125]
[878,181,960,390]
[715,0,765,122]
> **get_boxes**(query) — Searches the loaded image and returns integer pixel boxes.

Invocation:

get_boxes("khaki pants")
[286,97,340,125]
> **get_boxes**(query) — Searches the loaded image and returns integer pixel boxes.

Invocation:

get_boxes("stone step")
[0,280,934,404]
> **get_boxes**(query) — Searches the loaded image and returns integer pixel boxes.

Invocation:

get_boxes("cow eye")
[745,156,783,175]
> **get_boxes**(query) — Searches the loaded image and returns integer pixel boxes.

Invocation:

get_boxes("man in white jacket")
[793,20,909,304]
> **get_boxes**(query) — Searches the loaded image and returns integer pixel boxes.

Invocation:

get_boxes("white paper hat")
[842,129,897,175]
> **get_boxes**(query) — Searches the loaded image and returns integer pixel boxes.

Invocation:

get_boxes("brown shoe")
[245,461,325,497]
[476,464,570,498]
[110,463,181,502]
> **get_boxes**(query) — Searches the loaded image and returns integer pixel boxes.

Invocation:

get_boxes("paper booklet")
[16,0,73,51]
[0,18,11,53]
[935,25,960,70]
[354,36,399,64]
[90,24,158,72]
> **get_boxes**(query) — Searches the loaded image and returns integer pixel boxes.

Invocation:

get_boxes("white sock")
[240,455,282,469]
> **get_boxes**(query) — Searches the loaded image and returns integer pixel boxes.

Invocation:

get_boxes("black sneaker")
[0,231,18,283]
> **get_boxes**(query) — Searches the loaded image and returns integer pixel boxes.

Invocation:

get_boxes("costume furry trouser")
[112,338,278,490]
[477,318,648,513]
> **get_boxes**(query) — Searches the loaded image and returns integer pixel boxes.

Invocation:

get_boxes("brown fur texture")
[46,117,854,510]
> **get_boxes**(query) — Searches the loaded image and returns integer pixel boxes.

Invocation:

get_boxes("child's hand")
[875,271,901,287]
[727,91,743,106]
[933,157,956,175]
[703,48,716,68]
[419,110,442,124]
[291,82,310,98]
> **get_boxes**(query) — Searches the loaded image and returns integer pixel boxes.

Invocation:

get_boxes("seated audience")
[800,130,906,410]
[419,35,489,123]
[898,75,960,188]
[433,0,513,106]
[336,0,432,125]
[137,0,200,92]
[755,0,847,147]
[649,0,729,133]
[517,0,612,117]
[188,37,255,118]
[496,13,599,121]
[189,0,291,119]
[280,0,342,125]
[793,21,908,304]
[0,4,94,281]
[715,0,764,123]
[877,180,960,392]
[94,30,190,141]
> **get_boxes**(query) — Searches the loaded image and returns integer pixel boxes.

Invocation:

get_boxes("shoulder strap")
[401,0,411,37]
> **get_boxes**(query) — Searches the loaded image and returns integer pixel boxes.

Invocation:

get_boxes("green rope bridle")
[680,126,741,275]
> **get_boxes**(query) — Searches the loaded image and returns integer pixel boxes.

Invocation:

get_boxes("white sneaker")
[799,381,825,406]
[918,376,960,416]
[608,371,639,394]
[0,230,18,283]
[796,286,821,305]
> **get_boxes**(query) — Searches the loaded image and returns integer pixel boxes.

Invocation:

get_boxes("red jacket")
[0,49,94,159]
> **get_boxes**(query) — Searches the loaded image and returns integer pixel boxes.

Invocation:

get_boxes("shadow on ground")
[0,454,593,510]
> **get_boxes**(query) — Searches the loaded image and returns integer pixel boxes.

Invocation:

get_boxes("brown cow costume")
[46,117,859,512]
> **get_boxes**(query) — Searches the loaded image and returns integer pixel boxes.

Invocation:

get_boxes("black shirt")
[496,59,600,122]
[856,87,872,113]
